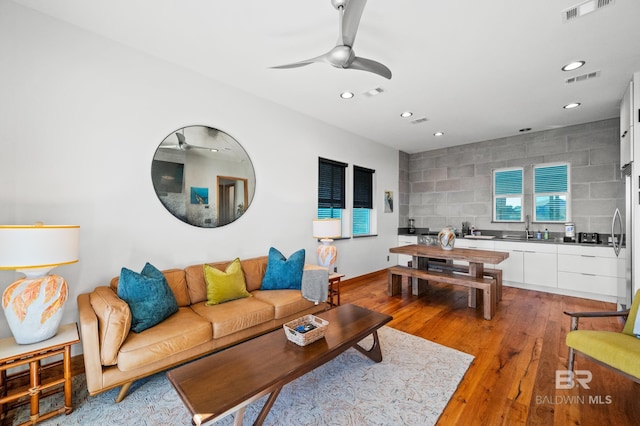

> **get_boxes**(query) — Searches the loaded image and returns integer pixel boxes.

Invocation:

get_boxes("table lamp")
[312,219,341,268]
[0,224,79,344]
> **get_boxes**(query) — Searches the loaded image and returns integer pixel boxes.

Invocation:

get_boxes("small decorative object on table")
[438,226,456,250]
[283,314,329,346]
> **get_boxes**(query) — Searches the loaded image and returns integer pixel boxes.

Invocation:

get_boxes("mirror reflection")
[151,125,255,228]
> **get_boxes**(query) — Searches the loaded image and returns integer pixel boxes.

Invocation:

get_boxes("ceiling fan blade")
[271,53,332,69]
[349,56,392,79]
[342,0,367,47]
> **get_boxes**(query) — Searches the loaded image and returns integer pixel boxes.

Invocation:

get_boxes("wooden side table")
[0,323,80,425]
[328,273,345,307]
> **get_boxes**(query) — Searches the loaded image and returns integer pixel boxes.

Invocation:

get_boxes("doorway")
[217,176,249,226]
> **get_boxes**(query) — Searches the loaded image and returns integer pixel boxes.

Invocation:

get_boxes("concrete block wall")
[398,118,623,236]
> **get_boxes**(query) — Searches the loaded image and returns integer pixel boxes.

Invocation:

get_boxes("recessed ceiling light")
[562,61,585,71]
[519,128,532,132]
[434,132,444,137]
[340,91,354,99]
[400,111,413,118]
[563,102,581,109]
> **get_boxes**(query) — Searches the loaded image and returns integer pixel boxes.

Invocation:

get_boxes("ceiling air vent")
[410,117,429,125]
[565,70,601,84]
[562,0,615,22]
[363,87,384,97]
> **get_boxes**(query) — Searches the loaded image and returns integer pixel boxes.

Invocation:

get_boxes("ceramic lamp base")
[2,275,68,344]
[317,239,337,268]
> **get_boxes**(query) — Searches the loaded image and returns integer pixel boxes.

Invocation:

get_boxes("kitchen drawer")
[557,244,621,258]
[398,236,418,245]
[558,271,621,296]
[558,254,624,278]
[456,238,495,250]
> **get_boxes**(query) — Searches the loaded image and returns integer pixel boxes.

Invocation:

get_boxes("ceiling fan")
[160,132,217,152]
[271,0,392,79]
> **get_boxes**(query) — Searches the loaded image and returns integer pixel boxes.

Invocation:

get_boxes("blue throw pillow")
[117,262,179,333]
[261,247,305,290]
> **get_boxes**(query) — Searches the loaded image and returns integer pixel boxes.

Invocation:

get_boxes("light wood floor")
[340,271,640,425]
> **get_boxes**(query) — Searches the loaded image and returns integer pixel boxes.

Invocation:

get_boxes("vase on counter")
[438,226,456,250]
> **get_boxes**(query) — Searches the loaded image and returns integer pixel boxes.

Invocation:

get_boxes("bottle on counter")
[544,228,549,240]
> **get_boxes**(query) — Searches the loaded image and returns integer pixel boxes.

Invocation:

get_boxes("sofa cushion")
[261,247,305,290]
[185,256,269,304]
[252,289,318,320]
[117,307,212,372]
[89,286,131,366]
[567,330,640,379]
[204,259,252,305]
[110,268,190,307]
[117,263,179,333]
[240,257,268,292]
[191,297,274,339]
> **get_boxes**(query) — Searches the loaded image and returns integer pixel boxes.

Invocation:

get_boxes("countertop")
[397,228,622,248]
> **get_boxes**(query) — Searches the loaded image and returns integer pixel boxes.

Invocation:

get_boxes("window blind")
[318,158,347,210]
[495,169,523,195]
[353,166,374,209]
[535,164,568,192]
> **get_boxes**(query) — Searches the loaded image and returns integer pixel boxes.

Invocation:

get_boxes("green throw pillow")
[204,258,252,305]
[117,262,179,333]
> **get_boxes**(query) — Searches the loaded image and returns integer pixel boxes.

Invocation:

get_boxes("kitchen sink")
[501,235,527,240]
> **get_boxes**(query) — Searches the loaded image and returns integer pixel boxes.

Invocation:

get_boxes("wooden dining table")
[389,243,509,308]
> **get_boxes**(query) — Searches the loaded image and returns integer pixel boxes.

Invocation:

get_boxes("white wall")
[0,2,399,338]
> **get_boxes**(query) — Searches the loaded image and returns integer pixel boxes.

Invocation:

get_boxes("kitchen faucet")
[525,214,533,239]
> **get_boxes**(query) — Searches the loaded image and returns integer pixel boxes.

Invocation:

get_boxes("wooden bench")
[407,260,503,301]
[427,261,503,301]
[387,265,497,320]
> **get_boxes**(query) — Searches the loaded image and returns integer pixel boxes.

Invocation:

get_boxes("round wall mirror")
[151,125,256,228]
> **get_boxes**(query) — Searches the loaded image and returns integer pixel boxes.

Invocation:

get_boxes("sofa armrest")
[77,292,104,394]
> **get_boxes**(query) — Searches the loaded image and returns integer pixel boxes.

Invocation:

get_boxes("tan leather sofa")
[77,256,327,402]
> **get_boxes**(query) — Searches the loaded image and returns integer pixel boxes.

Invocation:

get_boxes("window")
[493,167,523,222]
[353,165,374,235]
[534,163,569,222]
[318,158,347,221]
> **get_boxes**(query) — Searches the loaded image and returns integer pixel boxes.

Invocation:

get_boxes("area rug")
[13,326,474,425]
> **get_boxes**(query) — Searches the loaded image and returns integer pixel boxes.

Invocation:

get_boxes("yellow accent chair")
[564,290,640,383]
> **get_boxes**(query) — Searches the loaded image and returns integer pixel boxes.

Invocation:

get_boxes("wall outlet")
[387,255,390,261]
[333,267,337,273]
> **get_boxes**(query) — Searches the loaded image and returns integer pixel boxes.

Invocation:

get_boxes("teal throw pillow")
[261,247,305,290]
[117,262,179,333]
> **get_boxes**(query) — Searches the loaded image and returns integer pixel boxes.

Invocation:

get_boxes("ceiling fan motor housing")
[331,0,347,10]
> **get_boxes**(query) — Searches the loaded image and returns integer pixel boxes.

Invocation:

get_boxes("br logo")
[556,370,592,389]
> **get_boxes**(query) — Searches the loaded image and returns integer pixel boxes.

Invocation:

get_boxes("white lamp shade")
[312,219,341,240]
[0,225,80,271]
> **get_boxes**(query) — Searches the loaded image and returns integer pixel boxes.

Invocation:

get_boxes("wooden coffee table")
[167,304,392,426]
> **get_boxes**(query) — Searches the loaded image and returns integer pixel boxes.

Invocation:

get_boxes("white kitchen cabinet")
[493,241,557,288]
[397,235,418,266]
[525,244,558,288]
[493,241,525,284]
[557,245,625,298]
[620,80,634,167]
